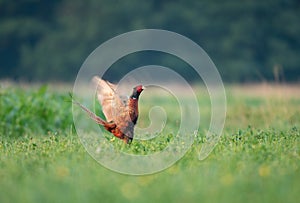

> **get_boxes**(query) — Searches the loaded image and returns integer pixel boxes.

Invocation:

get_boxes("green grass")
[0,84,299,203]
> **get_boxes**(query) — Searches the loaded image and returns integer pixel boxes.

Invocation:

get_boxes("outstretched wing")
[92,76,127,122]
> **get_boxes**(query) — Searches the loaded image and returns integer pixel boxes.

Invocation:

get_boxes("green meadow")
[0,84,299,203]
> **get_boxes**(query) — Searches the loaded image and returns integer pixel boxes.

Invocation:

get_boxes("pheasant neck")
[130,92,140,99]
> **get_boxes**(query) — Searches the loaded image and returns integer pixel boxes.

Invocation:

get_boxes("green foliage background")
[0,0,299,82]
[0,85,299,203]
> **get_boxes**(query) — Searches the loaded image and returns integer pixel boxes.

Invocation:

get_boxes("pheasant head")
[130,85,145,99]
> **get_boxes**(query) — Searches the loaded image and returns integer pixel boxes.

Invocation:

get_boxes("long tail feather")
[71,95,106,125]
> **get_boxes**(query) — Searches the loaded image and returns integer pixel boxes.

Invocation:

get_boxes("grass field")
[0,83,299,203]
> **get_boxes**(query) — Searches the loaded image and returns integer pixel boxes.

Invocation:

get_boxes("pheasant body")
[73,77,144,143]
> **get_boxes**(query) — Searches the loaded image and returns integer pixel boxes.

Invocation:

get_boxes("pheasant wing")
[92,76,127,122]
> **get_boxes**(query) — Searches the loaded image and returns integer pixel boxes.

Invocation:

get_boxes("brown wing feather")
[92,76,127,123]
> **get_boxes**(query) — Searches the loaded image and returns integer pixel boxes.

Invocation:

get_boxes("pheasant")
[72,76,144,143]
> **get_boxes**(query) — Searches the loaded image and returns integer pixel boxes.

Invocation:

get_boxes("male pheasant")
[73,76,144,143]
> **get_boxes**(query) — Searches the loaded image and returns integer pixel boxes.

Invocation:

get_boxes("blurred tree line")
[0,0,299,82]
